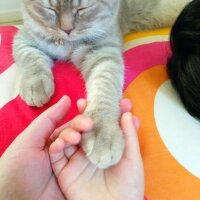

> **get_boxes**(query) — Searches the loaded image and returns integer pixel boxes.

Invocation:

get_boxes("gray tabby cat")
[13,0,190,168]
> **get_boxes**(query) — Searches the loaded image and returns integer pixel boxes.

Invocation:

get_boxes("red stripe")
[0,62,85,155]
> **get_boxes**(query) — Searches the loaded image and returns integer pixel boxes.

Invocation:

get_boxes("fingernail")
[58,96,71,104]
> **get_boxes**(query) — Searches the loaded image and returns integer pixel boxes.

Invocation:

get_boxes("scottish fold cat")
[13,0,190,168]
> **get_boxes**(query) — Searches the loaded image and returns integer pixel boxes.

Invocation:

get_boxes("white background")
[0,0,21,12]
[0,0,22,23]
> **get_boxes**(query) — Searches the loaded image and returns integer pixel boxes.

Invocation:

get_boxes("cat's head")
[22,0,120,42]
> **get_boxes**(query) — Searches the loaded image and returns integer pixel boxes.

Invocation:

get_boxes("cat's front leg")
[78,46,124,168]
[13,32,54,107]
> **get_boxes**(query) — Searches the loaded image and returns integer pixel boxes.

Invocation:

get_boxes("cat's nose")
[64,29,73,34]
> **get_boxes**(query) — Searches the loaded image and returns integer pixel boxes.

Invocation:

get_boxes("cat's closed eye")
[76,5,94,16]
[77,7,87,15]
[44,7,59,15]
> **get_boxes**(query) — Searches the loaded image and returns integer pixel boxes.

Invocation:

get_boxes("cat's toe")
[81,124,124,169]
[20,74,54,107]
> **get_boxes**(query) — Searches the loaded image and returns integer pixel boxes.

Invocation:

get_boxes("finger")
[49,122,70,143]
[59,129,80,158]
[49,138,68,176]
[120,98,132,114]
[59,128,81,145]
[23,96,71,146]
[68,115,93,132]
[50,128,80,163]
[64,145,78,159]
[121,112,142,161]
[77,98,87,113]
[49,114,93,143]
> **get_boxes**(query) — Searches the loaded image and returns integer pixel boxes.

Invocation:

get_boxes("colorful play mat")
[0,26,200,199]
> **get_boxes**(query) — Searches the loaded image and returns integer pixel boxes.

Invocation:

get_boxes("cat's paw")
[20,73,54,107]
[81,122,125,168]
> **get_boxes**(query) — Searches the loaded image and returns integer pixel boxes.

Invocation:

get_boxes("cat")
[13,0,190,168]
[167,0,200,120]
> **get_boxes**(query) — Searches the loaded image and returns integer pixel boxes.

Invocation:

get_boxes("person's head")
[167,0,200,119]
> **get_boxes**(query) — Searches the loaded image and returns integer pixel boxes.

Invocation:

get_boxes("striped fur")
[13,0,190,169]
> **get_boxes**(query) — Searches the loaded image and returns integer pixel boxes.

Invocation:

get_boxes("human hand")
[49,99,144,200]
[0,96,71,200]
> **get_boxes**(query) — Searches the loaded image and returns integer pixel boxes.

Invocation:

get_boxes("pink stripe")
[124,41,170,89]
[0,26,18,73]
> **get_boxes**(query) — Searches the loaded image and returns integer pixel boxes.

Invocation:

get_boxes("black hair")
[167,0,200,119]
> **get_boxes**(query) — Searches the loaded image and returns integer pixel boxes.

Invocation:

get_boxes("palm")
[0,138,65,200]
[16,149,65,200]
[56,146,143,200]
[49,100,144,200]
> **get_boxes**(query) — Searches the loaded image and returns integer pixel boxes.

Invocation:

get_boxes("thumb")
[121,112,142,161]
[22,96,71,147]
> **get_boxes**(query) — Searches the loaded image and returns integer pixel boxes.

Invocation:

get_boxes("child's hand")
[49,99,144,200]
